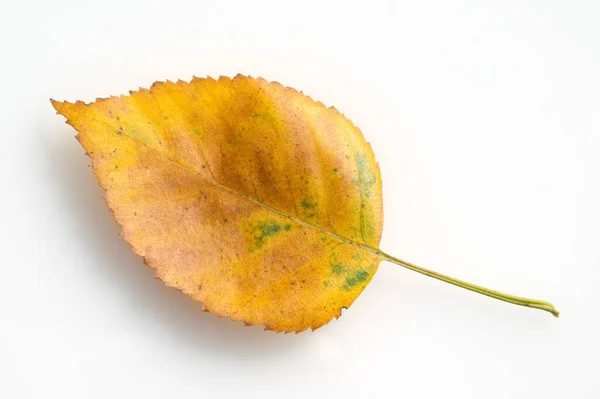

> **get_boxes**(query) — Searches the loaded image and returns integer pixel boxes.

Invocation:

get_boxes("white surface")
[1,1,599,398]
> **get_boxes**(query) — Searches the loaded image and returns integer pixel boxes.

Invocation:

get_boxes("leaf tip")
[50,99,77,118]
[49,98,62,111]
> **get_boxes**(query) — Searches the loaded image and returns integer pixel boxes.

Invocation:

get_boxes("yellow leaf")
[52,75,558,332]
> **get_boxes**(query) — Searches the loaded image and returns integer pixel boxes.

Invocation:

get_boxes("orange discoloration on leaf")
[52,75,383,332]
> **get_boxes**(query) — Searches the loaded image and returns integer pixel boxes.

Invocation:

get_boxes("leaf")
[52,75,558,332]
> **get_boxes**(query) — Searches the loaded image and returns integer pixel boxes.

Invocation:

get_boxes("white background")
[1,1,598,398]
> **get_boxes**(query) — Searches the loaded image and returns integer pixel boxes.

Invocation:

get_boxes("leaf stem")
[379,251,559,317]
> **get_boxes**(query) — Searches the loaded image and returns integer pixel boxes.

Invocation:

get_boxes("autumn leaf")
[51,75,558,332]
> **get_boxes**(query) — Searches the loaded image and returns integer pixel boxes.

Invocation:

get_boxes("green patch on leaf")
[331,262,345,275]
[300,197,318,219]
[245,219,292,252]
[353,152,378,244]
[300,198,316,210]
[353,152,377,199]
[343,269,370,291]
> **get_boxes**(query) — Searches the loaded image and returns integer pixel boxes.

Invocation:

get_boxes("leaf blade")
[52,75,384,332]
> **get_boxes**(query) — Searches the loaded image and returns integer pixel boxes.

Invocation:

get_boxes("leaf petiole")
[378,251,559,317]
